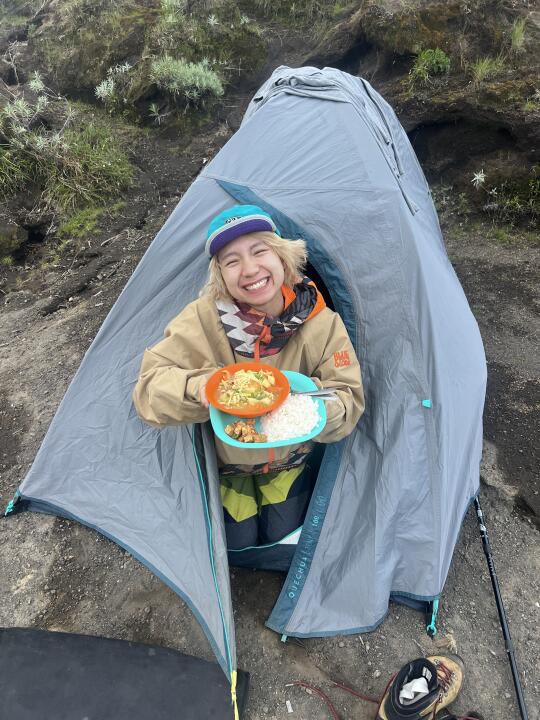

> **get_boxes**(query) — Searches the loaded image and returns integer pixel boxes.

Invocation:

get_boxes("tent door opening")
[225,442,327,572]
[305,261,335,311]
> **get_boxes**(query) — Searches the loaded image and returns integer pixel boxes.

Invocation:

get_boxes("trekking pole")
[474,496,529,720]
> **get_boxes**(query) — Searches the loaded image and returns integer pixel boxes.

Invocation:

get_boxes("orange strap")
[282,281,326,319]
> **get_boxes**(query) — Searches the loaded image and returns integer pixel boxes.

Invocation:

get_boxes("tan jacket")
[133,295,364,472]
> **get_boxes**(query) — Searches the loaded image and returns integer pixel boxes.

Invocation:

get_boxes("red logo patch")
[333,351,351,368]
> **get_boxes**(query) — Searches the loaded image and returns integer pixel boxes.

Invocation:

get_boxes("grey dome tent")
[5,66,487,706]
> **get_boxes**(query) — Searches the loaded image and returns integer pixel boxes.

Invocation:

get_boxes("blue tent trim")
[266,440,347,633]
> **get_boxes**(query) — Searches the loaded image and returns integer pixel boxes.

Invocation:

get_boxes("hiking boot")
[377,654,464,720]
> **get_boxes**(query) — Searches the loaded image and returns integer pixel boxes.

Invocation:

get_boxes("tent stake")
[474,496,529,720]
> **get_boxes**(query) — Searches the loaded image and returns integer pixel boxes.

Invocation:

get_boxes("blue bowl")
[209,370,327,449]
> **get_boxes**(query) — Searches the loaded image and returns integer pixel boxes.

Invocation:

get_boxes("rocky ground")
[1,2,539,719]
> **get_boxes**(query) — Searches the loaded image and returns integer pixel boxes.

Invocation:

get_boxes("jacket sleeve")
[132,302,218,427]
[309,312,364,443]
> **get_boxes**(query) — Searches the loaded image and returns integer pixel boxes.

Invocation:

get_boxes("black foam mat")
[0,627,249,719]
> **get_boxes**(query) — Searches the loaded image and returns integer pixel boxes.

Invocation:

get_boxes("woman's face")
[218,233,285,314]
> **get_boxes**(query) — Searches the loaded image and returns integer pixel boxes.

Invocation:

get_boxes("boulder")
[0,219,28,258]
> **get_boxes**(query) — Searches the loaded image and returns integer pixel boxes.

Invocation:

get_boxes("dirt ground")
[1,57,539,720]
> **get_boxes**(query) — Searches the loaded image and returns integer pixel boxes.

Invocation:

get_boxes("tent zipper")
[190,428,239,719]
[359,79,405,177]
[330,76,418,213]
[251,72,415,210]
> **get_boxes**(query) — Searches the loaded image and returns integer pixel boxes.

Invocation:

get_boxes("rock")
[0,219,28,258]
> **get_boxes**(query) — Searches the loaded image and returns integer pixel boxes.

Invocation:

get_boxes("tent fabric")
[8,66,486,672]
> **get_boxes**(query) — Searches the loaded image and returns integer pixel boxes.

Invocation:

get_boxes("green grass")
[510,17,526,54]
[470,55,505,85]
[1,95,134,242]
[491,225,539,246]
[410,48,451,85]
[251,0,349,22]
[41,123,133,213]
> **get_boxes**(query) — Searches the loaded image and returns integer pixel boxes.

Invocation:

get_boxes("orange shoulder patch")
[333,350,351,368]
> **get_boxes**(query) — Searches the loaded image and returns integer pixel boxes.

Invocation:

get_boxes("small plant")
[0,90,133,223]
[410,48,451,85]
[491,227,512,244]
[28,71,46,94]
[95,62,133,112]
[510,17,526,54]
[1,255,15,267]
[150,56,224,107]
[148,102,171,126]
[523,89,540,112]
[471,169,486,189]
[470,56,505,85]
[470,167,539,227]
[161,0,186,15]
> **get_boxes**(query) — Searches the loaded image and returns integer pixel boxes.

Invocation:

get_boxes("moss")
[58,206,105,238]
[491,225,539,246]
[0,255,15,266]
[109,200,127,214]
[30,0,160,95]
[362,1,460,56]
[57,199,126,239]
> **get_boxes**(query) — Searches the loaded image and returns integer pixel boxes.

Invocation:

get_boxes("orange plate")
[206,362,290,417]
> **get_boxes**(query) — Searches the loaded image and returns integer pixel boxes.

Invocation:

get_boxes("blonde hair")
[200,231,308,302]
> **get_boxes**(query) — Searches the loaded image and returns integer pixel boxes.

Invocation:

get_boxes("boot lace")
[430,660,455,718]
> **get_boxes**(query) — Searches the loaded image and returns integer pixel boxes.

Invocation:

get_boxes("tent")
[5,66,486,711]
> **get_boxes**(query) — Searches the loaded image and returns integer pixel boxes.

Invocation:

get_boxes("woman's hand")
[200,382,210,408]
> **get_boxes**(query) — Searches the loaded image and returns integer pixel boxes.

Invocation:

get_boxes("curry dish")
[218,368,277,409]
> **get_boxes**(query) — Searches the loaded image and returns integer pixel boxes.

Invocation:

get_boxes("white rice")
[261,394,321,441]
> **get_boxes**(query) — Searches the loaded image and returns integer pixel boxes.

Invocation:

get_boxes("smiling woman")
[218,235,286,316]
[132,203,364,552]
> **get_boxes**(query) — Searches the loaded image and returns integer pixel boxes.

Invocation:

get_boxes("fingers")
[200,384,209,408]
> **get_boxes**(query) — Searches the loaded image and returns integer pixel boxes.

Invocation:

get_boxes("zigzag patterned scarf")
[216,277,326,360]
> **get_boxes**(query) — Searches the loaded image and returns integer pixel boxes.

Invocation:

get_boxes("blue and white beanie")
[205,204,280,257]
